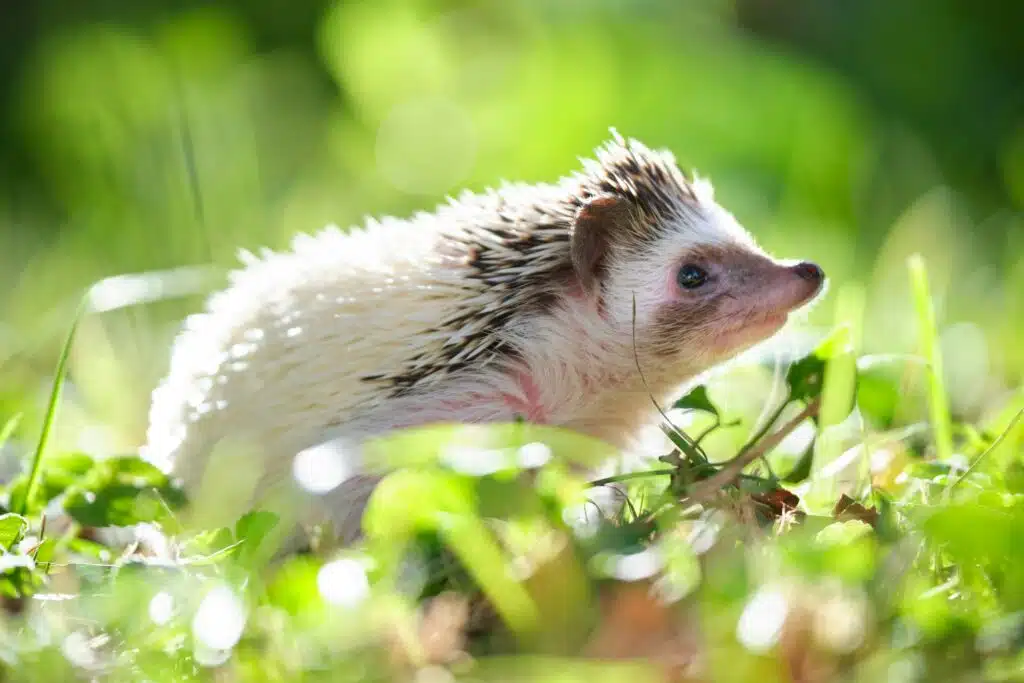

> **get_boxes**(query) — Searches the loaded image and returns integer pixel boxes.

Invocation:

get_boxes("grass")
[0,257,1021,683]
[907,253,955,466]
[0,0,1018,678]
[13,297,84,516]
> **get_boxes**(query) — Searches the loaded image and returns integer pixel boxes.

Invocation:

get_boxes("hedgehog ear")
[571,194,632,292]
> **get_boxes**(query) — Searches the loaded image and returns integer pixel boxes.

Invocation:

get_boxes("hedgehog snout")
[792,261,824,284]
[788,261,826,306]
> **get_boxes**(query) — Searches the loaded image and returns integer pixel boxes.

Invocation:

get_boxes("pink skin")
[377,375,549,432]
[502,371,548,422]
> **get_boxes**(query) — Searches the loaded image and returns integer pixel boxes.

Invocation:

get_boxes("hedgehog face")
[622,225,823,374]
[580,187,825,377]
[650,244,825,360]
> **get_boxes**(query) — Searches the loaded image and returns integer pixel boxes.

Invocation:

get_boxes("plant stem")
[736,399,790,461]
[907,254,954,463]
[685,399,821,507]
[588,468,677,488]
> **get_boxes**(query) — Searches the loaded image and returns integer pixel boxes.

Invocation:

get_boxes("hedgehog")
[142,133,825,550]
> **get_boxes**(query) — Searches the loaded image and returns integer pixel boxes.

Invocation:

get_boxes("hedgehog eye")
[676,264,708,289]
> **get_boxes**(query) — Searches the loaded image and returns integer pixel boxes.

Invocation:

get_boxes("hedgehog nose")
[792,261,824,284]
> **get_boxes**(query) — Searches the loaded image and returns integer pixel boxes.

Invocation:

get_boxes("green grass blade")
[440,515,541,638]
[0,413,22,450]
[907,254,954,464]
[17,297,86,515]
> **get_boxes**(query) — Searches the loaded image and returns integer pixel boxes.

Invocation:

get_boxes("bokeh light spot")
[148,591,175,625]
[293,442,353,494]
[737,588,788,653]
[318,558,370,608]
[192,585,246,652]
[609,547,663,582]
[439,445,509,476]
[516,442,552,468]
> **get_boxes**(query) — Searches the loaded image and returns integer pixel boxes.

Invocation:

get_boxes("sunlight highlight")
[612,548,663,581]
[439,445,509,476]
[148,591,174,625]
[737,588,788,653]
[515,442,552,468]
[61,632,99,670]
[293,442,353,494]
[317,558,370,608]
[192,585,247,652]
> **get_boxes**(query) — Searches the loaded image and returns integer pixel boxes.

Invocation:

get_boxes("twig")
[735,399,790,461]
[684,398,821,507]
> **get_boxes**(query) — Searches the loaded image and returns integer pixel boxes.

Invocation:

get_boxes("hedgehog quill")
[144,133,826,549]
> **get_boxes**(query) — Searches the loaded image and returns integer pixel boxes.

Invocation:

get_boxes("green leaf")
[870,490,901,544]
[781,437,817,484]
[364,463,543,639]
[855,355,927,429]
[266,555,324,618]
[812,520,878,582]
[363,468,476,540]
[907,461,955,481]
[0,555,42,599]
[667,385,719,462]
[816,519,874,546]
[179,527,236,561]
[786,327,853,405]
[662,427,707,466]
[1005,461,1024,495]
[67,537,114,562]
[234,510,280,566]
[0,513,28,551]
[855,364,902,429]
[672,385,719,419]
[43,451,95,483]
[32,537,57,565]
[5,451,97,514]
[63,455,186,528]
[365,422,618,474]
[475,477,545,520]
[786,352,827,404]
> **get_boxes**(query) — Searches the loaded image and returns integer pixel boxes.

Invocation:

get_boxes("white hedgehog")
[143,133,825,550]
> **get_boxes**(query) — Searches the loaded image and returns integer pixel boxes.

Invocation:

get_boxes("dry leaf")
[832,495,879,527]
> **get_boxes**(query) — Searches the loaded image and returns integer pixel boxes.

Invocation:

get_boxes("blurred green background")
[0,0,1020,454]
